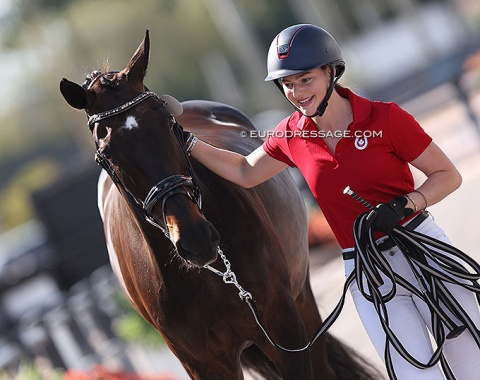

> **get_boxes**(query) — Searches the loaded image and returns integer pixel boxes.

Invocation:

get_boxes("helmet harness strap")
[276,63,339,119]
[308,63,337,118]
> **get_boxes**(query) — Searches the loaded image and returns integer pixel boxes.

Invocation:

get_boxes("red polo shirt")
[263,87,432,249]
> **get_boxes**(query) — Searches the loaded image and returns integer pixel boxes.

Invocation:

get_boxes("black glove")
[368,196,413,234]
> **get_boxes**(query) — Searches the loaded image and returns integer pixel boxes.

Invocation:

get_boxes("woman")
[186,24,480,379]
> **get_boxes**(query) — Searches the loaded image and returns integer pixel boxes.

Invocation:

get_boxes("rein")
[87,89,202,240]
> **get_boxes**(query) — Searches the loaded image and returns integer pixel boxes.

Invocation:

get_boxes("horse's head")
[59,30,219,267]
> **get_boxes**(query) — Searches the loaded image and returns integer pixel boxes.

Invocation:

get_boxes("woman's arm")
[407,141,462,211]
[190,140,288,188]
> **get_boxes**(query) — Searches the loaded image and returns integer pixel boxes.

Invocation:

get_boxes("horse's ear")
[60,78,88,110]
[125,29,150,84]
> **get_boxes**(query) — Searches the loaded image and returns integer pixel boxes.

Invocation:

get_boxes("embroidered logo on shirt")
[354,136,368,150]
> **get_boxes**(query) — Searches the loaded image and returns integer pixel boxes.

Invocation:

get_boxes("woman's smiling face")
[280,66,330,115]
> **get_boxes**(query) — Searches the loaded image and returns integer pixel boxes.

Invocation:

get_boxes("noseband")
[87,89,202,240]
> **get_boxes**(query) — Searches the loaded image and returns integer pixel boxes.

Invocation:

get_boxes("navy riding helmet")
[265,24,345,117]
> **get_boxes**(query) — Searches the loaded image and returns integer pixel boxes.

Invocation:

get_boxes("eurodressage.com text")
[241,130,383,139]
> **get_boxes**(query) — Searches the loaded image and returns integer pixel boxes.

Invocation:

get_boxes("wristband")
[185,134,198,156]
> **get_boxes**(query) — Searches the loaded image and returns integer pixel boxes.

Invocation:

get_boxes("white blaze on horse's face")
[122,115,139,130]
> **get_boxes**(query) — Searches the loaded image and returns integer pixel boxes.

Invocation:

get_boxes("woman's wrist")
[405,190,428,212]
[404,194,418,213]
[413,189,428,210]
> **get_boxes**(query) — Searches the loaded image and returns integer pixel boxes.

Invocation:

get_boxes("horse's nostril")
[209,222,220,247]
[174,221,220,266]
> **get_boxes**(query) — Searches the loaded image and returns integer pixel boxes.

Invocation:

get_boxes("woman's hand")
[369,196,413,234]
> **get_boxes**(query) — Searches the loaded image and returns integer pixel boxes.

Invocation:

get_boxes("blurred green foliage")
[0,360,64,380]
[113,290,167,347]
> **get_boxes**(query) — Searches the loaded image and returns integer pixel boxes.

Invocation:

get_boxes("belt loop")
[342,249,355,261]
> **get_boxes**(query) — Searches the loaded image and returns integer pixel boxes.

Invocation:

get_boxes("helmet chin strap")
[303,63,337,118]
[277,63,338,119]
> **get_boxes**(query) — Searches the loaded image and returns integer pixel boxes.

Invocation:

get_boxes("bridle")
[86,88,202,241]
[83,77,335,354]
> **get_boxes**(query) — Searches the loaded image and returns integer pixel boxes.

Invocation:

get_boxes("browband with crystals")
[87,91,164,129]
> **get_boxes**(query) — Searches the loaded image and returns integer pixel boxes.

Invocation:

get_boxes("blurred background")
[0,0,479,379]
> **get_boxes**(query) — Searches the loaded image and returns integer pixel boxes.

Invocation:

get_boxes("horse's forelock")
[82,70,103,89]
[82,61,116,90]
[103,60,111,74]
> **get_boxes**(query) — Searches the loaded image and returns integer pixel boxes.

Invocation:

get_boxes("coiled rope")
[350,211,480,379]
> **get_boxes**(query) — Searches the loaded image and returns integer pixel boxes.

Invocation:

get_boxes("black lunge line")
[344,186,480,380]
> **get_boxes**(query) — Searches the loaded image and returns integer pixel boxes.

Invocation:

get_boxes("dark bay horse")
[59,31,382,380]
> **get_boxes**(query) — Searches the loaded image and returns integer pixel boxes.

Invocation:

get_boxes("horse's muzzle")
[175,221,220,267]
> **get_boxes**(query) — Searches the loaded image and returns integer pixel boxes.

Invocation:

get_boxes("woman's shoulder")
[367,97,414,122]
